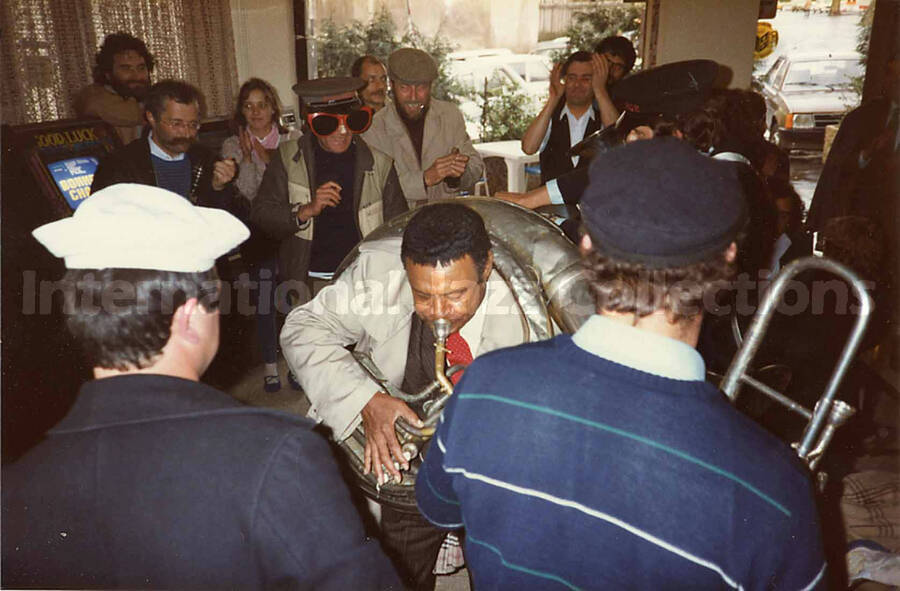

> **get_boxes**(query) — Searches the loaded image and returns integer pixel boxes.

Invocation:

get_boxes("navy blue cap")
[580,137,748,268]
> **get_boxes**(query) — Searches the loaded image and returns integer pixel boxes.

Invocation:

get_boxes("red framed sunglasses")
[306,106,373,137]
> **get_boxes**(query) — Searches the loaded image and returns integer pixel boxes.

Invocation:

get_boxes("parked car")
[448,48,513,62]
[753,51,863,150]
[449,54,551,139]
[531,36,569,59]
[449,53,551,97]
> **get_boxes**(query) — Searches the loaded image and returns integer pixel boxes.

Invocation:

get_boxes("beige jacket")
[362,98,484,207]
[74,84,144,145]
[281,236,528,441]
[250,134,407,284]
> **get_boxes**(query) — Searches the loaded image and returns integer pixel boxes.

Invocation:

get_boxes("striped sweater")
[416,325,826,591]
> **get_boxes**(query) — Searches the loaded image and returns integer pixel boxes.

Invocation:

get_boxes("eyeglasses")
[306,107,373,137]
[607,60,627,73]
[161,118,201,131]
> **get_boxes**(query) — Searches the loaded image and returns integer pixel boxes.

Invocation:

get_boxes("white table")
[473,140,540,193]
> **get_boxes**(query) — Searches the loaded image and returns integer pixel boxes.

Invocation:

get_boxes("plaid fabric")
[433,532,465,575]
[841,470,900,552]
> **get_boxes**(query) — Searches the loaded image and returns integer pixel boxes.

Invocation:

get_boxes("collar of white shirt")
[558,103,596,123]
[148,132,186,162]
[571,314,706,381]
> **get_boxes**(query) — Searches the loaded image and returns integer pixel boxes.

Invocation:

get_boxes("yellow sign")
[755,21,779,60]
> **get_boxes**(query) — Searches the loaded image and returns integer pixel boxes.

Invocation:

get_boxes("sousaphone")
[333,198,593,510]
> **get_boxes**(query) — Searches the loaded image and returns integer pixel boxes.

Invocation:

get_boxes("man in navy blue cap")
[417,138,827,590]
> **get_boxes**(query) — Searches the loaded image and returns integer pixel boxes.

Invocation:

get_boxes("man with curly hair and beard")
[416,138,827,590]
[75,32,155,145]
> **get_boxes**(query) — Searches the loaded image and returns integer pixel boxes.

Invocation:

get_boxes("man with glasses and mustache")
[363,48,484,208]
[90,79,237,209]
[252,77,407,303]
[75,33,155,145]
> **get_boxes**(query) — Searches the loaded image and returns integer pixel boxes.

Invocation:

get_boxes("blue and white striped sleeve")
[415,398,464,529]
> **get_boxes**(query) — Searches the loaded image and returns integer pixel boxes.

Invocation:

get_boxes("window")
[1,0,237,126]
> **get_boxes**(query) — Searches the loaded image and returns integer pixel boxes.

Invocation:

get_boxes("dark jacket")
[251,133,407,284]
[1,374,399,590]
[90,136,233,211]
[808,97,897,231]
[539,102,601,184]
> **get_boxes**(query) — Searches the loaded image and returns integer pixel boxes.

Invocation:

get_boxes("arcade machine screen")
[1,118,121,462]
[5,117,121,218]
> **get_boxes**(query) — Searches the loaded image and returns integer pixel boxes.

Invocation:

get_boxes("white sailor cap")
[32,183,249,273]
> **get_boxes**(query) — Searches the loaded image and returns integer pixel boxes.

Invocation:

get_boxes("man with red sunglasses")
[252,76,408,303]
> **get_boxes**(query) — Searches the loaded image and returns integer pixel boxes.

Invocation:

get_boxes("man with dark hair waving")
[75,32,155,145]
[2,184,399,589]
[417,139,826,590]
[282,202,534,589]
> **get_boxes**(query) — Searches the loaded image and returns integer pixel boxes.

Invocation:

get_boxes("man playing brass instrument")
[281,203,532,590]
[417,139,827,590]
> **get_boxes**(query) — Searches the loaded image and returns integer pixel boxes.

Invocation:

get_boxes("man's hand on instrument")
[361,391,423,485]
[494,185,551,210]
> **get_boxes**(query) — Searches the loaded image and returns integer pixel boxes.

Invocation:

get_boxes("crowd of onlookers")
[3,27,898,591]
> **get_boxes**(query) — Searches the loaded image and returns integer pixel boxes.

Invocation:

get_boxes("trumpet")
[721,256,872,475]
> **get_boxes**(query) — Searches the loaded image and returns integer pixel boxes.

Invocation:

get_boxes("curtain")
[1,0,239,126]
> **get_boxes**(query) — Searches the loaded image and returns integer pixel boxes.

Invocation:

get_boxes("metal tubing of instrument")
[740,374,812,419]
[721,257,872,461]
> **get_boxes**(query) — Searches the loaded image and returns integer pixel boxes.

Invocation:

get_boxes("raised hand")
[239,127,254,162]
[212,158,237,190]
[300,181,342,219]
[549,62,565,101]
[591,53,611,97]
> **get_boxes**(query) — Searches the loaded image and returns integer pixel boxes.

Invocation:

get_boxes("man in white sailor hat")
[1,184,399,590]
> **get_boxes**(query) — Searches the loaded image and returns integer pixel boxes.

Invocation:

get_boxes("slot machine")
[1,117,120,462]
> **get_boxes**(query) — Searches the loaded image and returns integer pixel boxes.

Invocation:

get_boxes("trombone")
[721,256,873,472]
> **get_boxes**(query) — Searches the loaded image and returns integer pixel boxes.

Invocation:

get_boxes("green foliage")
[315,5,464,101]
[851,0,875,98]
[550,3,643,63]
[475,86,539,142]
[314,4,539,142]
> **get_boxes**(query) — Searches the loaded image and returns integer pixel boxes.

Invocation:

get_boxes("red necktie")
[445,332,474,385]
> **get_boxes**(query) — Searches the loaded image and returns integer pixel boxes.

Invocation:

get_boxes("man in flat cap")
[252,76,407,304]
[363,47,484,208]
[91,79,237,207]
[417,139,826,590]
[2,184,399,589]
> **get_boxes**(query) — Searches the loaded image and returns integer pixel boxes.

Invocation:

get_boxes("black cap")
[292,77,366,109]
[580,137,747,268]
[611,60,719,118]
